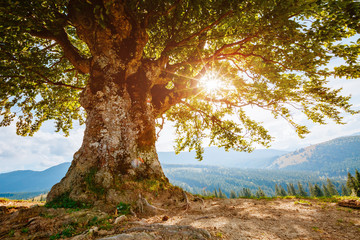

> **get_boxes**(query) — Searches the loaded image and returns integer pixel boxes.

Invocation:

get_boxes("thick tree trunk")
[46,3,184,208]
[47,61,168,206]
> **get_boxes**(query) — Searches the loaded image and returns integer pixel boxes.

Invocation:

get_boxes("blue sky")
[0,76,359,173]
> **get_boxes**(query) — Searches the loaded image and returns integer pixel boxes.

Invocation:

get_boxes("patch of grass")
[116,202,131,215]
[312,226,322,232]
[8,229,15,237]
[215,231,223,238]
[194,194,215,200]
[45,193,91,209]
[50,224,77,239]
[86,216,113,230]
[49,233,61,240]
[294,200,312,206]
[21,228,29,233]
[99,221,113,231]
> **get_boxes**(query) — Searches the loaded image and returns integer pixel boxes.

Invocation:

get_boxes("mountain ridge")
[269,135,360,175]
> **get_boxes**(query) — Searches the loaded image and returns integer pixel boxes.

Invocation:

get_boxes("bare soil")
[1,197,359,239]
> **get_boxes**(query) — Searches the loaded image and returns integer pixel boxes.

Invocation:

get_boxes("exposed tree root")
[182,190,191,211]
[136,194,166,215]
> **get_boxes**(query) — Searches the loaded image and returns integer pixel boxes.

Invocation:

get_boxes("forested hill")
[269,135,360,176]
[158,148,287,169]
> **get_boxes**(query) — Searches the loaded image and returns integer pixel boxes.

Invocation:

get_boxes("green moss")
[85,168,105,195]
[45,193,90,209]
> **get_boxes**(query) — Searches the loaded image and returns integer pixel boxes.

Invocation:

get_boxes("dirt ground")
[1,197,359,239]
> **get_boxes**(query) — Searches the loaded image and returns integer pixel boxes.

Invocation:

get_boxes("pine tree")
[275,184,281,197]
[287,183,297,196]
[313,184,324,197]
[218,188,227,198]
[341,184,350,196]
[239,188,253,198]
[230,190,237,199]
[347,170,360,197]
[214,188,219,198]
[308,182,315,197]
[326,178,339,196]
[279,185,287,197]
[297,182,308,197]
[255,187,266,198]
[322,184,331,197]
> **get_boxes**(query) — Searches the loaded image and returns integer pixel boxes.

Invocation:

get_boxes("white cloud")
[0,122,84,173]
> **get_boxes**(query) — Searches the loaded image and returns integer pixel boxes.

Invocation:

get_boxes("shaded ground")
[1,197,359,239]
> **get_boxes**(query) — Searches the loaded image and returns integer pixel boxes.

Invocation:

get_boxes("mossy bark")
[47,63,168,205]
[46,3,177,207]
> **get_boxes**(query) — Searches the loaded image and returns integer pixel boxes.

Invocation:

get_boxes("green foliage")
[322,184,332,197]
[45,193,90,209]
[313,184,324,197]
[279,185,287,197]
[239,188,253,198]
[217,188,227,198]
[287,183,297,196]
[326,178,339,196]
[347,169,360,197]
[50,224,76,240]
[255,187,266,198]
[21,228,29,233]
[116,202,131,215]
[341,184,351,196]
[297,182,308,197]
[1,0,359,157]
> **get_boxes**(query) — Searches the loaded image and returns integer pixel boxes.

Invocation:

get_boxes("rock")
[114,215,126,224]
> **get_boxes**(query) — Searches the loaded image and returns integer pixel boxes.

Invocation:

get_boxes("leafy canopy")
[1,0,359,158]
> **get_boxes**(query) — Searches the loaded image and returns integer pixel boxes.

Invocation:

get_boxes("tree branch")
[30,28,91,74]
[163,10,233,53]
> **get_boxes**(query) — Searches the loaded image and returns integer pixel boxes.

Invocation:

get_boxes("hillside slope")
[0,162,70,193]
[159,147,287,169]
[269,135,360,175]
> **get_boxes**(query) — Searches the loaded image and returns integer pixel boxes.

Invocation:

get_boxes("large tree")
[1,0,359,206]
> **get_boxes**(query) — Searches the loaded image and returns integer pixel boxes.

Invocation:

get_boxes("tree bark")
[47,58,168,206]
[46,1,184,208]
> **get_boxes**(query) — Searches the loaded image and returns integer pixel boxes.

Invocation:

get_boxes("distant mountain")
[162,164,345,197]
[0,162,70,193]
[159,147,288,169]
[269,135,360,175]
[0,148,286,195]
